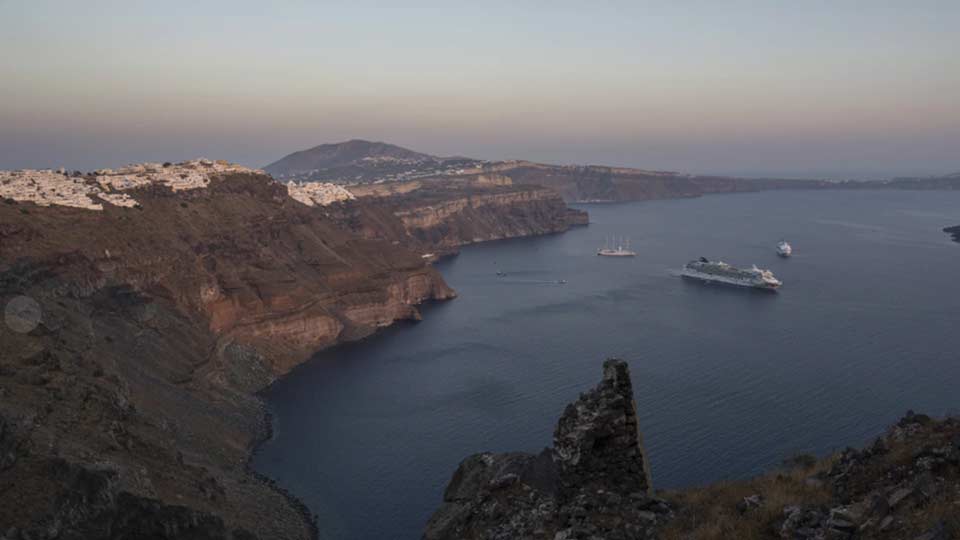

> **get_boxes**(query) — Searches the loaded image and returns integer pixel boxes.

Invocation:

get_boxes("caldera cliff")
[0,160,588,539]
[328,174,588,256]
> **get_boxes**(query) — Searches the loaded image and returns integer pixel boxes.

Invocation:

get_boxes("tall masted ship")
[681,257,782,290]
[597,237,636,257]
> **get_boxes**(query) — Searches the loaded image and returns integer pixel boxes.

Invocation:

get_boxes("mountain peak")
[264,140,436,178]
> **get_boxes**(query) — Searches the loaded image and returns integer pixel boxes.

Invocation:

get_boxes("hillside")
[263,139,480,183]
[0,160,586,539]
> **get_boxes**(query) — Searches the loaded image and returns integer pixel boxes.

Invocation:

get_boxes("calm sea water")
[253,190,960,540]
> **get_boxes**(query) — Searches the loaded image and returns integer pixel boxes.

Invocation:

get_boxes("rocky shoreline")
[426,360,960,540]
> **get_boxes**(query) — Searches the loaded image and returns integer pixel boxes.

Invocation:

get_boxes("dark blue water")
[253,190,960,540]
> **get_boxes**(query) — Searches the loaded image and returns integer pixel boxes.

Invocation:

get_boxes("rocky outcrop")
[0,169,455,539]
[944,225,960,243]
[424,359,670,540]
[427,362,960,540]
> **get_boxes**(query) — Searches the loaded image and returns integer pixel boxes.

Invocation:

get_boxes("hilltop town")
[0,159,355,210]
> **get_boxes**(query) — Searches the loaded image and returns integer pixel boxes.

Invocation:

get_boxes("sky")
[1,1,958,179]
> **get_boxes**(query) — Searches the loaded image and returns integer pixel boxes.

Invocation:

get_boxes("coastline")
[246,406,320,540]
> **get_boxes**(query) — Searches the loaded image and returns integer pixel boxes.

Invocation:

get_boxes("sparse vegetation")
[659,454,837,539]
[658,413,960,539]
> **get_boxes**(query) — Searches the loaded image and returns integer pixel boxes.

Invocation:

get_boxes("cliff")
[0,159,591,539]
[427,361,960,540]
[480,162,836,203]
[327,176,588,256]
[0,166,455,539]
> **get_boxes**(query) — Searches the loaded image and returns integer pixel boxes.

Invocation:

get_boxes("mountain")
[266,140,960,203]
[263,139,479,183]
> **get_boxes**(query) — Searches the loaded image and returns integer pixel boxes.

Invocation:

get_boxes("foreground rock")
[427,361,960,540]
[425,359,669,540]
[661,410,960,539]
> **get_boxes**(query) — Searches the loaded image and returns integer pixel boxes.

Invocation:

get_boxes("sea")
[253,189,960,540]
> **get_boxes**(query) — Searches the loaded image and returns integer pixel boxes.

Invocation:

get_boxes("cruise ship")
[681,257,782,290]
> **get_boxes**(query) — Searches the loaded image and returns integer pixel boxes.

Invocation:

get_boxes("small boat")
[598,236,636,257]
[776,240,793,258]
[496,271,507,277]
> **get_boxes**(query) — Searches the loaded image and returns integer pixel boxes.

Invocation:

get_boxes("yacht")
[681,257,782,290]
[776,240,793,257]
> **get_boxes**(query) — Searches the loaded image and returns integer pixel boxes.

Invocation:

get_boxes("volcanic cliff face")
[426,361,960,540]
[327,176,588,256]
[0,166,455,539]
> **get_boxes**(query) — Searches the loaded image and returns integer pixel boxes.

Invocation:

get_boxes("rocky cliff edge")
[426,361,960,540]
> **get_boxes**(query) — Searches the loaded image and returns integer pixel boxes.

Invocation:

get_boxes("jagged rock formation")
[944,225,960,243]
[424,359,670,540]
[427,362,960,540]
[0,168,457,539]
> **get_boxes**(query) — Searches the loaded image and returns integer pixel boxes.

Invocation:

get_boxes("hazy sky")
[2,1,958,178]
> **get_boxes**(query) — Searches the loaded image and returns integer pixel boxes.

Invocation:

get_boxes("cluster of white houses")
[1,159,355,211]
[286,181,356,206]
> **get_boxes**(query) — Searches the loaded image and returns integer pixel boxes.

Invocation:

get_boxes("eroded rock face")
[0,170,455,539]
[424,359,669,540]
[555,360,652,499]
[329,178,589,256]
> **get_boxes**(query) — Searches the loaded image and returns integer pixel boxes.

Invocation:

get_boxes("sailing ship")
[597,236,636,257]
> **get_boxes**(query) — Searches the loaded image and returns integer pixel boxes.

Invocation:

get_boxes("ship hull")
[680,269,780,291]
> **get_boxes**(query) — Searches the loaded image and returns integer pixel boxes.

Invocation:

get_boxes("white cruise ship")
[777,240,793,257]
[681,257,782,290]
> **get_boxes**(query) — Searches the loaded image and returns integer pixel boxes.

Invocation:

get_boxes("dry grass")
[658,454,838,540]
